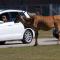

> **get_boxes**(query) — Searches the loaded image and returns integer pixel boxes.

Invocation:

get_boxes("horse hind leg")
[57,33,60,44]
[56,31,60,44]
[53,28,60,44]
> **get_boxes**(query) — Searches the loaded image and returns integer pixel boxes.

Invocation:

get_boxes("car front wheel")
[22,29,33,44]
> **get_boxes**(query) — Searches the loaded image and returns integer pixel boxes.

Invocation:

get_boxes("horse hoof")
[34,44,38,46]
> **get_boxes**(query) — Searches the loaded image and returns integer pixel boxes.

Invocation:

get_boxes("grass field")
[0,45,60,60]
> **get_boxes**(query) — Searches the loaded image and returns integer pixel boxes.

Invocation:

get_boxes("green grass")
[38,30,53,38]
[0,45,60,60]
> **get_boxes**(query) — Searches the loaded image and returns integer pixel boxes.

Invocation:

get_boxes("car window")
[10,12,19,21]
[0,13,10,23]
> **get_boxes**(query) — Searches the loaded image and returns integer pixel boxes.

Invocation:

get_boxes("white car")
[0,9,35,44]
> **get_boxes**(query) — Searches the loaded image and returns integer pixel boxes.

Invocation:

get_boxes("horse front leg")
[34,30,38,46]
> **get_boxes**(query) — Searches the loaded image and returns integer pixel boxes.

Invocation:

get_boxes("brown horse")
[32,15,60,46]
[18,15,60,46]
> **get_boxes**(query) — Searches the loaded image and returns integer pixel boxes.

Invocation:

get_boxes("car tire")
[0,41,5,45]
[22,29,33,44]
[53,28,59,39]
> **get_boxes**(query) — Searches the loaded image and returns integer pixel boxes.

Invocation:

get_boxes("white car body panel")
[0,22,25,41]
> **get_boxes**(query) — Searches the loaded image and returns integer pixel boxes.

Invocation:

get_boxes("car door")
[0,13,11,35]
[0,12,22,40]
[9,12,25,39]
[0,13,16,40]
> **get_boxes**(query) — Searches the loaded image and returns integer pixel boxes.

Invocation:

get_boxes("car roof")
[0,9,30,18]
[0,9,26,14]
